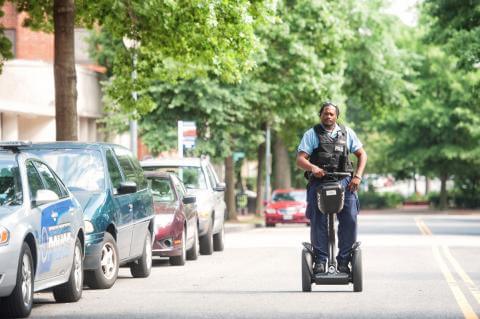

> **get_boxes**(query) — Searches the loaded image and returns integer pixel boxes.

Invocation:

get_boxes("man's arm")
[296,151,325,178]
[348,147,367,191]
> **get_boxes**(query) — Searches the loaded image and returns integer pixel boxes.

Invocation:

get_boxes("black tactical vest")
[309,124,354,173]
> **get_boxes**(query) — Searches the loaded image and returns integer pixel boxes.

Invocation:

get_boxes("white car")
[0,142,84,318]
[141,157,225,255]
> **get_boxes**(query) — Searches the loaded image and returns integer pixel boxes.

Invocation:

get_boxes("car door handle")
[128,204,133,211]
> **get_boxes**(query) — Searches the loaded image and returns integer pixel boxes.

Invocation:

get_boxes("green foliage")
[358,190,403,209]
[423,0,480,71]
[382,45,480,180]
[0,0,13,73]
[452,172,480,208]
[6,0,275,114]
[343,0,415,126]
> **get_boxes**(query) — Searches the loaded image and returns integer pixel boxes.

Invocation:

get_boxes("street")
[31,213,480,319]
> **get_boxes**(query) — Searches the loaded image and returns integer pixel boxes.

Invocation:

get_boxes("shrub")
[358,191,403,209]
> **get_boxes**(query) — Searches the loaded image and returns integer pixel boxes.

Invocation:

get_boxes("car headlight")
[0,225,10,246]
[155,214,175,229]
[198,211,211,219]
[265,208,277,215]
[84,221,94,234]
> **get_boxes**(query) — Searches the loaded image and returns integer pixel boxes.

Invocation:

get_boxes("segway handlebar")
[305,171,352,181]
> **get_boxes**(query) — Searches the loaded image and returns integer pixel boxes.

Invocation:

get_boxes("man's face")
[320,106,337,127]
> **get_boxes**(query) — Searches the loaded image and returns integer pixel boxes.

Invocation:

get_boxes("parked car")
[141,157,225,255]
[23,142,154,289]
[0,142,84,318]
[145,171,199,265]
[265,189,308,227]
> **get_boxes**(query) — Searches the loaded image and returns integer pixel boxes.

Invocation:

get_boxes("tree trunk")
[439,173,448,210]
[225,156,237,220]
[54,0,78,141]
[425,176,430,195]
[255,143,265,216]
[413,172,417,194]
[273,135,292,190]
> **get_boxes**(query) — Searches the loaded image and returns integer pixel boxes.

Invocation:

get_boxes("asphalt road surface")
[29,213,480,319]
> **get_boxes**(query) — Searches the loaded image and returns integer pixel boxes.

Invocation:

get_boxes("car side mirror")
[118,181,137,195]
[214,182,226,192]
[32,189,59,207]
[182,195,196,204]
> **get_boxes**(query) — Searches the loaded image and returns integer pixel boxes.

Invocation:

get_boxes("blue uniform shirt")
[297,124,363,155]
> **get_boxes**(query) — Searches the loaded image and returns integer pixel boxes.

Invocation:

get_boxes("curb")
[225,222,264,234]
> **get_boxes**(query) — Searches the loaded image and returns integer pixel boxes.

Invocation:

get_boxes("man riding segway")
[296,101,367,278]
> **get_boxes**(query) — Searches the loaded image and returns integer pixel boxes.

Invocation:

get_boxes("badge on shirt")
[335,145,344,152]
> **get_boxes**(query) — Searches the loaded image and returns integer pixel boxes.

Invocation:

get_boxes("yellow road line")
[442,245,480,306]
[416,217,479,319]
[415,217,432,236]
[432,246,479,319]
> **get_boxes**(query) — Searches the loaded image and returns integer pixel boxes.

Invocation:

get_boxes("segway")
[301,172,363,292]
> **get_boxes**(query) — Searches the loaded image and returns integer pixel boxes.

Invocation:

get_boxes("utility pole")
[123,37,140,158]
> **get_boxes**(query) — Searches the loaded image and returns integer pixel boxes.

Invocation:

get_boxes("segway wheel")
[301,249,313,292]
[352,248,363,292]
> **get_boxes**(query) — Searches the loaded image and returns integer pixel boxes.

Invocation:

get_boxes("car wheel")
[213,225,224,252]
[130,231,153,278]
[1,242,34,318]
[170,227,186,266]
[186,222,199,261]
[266,223,276,227]
[199,219,213,255]
[84,232,119,289]
[53,238,83,302]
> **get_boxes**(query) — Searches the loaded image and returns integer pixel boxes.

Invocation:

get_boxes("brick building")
[0,2,130,146]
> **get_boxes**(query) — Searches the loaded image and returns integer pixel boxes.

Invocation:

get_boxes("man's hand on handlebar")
[311,165,325,178]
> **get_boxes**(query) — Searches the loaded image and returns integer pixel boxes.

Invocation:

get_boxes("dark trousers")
[306,176,360,264]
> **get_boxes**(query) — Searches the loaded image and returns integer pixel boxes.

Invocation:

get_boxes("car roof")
[0,151,17,160]
[141,157,204,168]
[18,141,125,151]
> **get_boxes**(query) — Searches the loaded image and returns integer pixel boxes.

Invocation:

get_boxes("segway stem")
[328,213,336,270]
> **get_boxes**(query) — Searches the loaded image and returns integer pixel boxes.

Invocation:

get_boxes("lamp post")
[122,37,140,158]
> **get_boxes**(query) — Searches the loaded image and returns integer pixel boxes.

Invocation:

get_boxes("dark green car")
[23,143,154,289]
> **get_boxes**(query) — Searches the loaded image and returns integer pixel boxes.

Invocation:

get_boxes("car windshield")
[146,166,207,190]
[272,191,306,203]
[147,177,175,202]
[0,159,23,206]
[30,149,105,192]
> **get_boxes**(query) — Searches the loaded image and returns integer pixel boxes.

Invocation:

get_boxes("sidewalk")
[225,214,264,233]
[361,206,480,215]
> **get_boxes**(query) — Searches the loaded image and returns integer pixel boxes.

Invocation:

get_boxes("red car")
[145,172,199,266]
[265,189,308,227]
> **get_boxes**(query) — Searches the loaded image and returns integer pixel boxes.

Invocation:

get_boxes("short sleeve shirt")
[297,124,363,155]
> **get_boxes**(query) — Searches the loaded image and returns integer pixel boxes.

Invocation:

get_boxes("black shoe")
[337,261,351,274]
[314,261,326,274]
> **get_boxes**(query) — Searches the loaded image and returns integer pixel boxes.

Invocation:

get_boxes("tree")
[0,0,13,73]
[2,0,275,140]
[423,0,480,71]
[383,46,480,209]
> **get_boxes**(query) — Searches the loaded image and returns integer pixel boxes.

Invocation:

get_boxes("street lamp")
[122,37,141,158]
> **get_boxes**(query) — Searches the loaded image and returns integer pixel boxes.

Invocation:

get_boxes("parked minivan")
[24,143,154,289]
